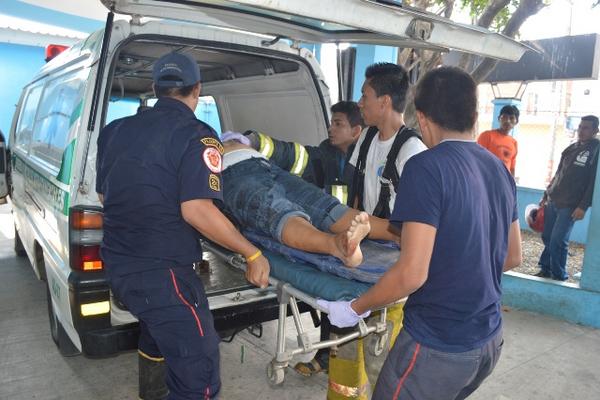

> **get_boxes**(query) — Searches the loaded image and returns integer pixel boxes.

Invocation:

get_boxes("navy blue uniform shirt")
[391,141,518,352]
[96,97,224,275]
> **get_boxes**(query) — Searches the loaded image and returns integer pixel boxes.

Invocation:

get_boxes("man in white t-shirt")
[341,62,426,395]
[349,63,427,217]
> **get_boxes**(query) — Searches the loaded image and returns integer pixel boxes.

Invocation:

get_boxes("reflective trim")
[291,142,308,176]
[80,300,109,316]
[331,184,348,204]
[258,132,274,158]
[328,380,369,399]
[138,349,164,362]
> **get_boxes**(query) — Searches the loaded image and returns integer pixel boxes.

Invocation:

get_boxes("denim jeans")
[222,158,348,241]
[538,201,575,281]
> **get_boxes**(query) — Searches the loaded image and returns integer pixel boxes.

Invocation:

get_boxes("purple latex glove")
[221,131,250,146]
[316,299,371,328]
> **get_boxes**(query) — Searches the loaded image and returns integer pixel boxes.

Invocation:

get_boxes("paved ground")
[1,203,599,399]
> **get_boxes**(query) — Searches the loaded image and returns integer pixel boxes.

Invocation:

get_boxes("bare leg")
[280,215,370,267]
[329,209,400,242]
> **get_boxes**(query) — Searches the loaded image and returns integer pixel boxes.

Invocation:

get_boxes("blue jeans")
[222,158,348,241]
[373,329,504,400]
[538,201,575,281]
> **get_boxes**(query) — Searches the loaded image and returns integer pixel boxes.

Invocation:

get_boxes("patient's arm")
[181,199,270,288]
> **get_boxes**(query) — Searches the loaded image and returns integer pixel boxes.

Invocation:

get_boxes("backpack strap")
[349,126,379,209]
[372,126,421,218]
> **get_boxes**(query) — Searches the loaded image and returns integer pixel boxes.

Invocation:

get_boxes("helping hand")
[316,299,370,328]
[246,255,270,289]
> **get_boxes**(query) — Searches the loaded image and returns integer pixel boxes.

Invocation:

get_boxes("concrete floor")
[1,203,599,399]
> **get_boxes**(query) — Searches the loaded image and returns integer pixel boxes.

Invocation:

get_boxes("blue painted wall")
[517,186,591,244]
[351,44,398,102]
[580,161,600,292]
[502,272,600,328]
[0,43,46,139]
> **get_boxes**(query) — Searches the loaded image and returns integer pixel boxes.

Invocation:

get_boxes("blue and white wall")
[0,0,103,137]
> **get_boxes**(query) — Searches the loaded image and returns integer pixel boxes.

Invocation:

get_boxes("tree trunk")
[478,0,511,29]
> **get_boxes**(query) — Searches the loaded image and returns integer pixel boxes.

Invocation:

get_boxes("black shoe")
[534,271,550,278]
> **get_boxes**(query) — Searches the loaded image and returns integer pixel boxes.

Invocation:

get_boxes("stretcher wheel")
[266,361,285,385]
[370,333,388,357]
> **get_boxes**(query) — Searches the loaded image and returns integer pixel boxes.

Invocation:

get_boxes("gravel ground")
[515,229,586,283]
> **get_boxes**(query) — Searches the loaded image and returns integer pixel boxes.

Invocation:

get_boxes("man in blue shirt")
[319,66,522,399]
[96,52,269,399]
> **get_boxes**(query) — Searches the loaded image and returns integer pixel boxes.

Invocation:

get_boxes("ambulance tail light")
[69,206,104,271]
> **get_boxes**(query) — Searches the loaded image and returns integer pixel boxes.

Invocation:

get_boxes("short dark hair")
[582,115,599,131]
[414,66,477,133]
[331,101,364,128]
[500,105,520,122]
[154,77,197,98]
[364,62,409,113]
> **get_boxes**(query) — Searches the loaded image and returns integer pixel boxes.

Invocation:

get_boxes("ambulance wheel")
[46,283,80,357]
[266,361,285,386]
[14,225,26,257]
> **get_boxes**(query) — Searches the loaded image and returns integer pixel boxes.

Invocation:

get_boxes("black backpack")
[350,125,421,218]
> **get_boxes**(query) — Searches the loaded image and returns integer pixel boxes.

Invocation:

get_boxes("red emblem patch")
[203,147,222,173]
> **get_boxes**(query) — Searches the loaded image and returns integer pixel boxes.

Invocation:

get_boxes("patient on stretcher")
[221,137,399,267]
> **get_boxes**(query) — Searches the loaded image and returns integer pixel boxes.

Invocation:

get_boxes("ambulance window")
[145,96,222,135]
[14,83,44,153]
[106,97,140,123]
[196,97,221,135]
[30,68,89,170]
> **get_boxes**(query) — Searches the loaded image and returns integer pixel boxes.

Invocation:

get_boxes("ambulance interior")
[105,39,330,147]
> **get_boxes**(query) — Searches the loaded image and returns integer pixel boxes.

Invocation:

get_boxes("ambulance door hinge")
[130,14,143,26]
[406,18,433,41]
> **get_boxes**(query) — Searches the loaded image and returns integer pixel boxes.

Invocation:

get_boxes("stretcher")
[203,234,402,386]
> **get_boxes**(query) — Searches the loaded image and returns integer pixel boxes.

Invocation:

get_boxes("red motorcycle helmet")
[525,204,545,233]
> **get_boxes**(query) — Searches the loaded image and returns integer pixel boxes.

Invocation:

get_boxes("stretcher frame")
[203,241,395,386]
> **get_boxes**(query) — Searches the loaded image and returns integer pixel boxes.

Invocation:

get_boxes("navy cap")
[153,52,201,87]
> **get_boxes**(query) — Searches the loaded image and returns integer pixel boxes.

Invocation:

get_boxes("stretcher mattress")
[261,248,371,301]
[244,230,399,285]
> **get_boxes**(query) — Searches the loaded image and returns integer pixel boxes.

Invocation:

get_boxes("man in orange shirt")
[478,105,519,176]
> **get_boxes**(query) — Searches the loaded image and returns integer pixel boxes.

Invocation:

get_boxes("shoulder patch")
[209,174,221,191]
[201,137,224,154]
[203,147,223,173]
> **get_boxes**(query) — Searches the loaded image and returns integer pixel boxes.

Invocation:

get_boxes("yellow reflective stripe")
[258,133,274,158]
[331,185,348,204]
[291,142,308,176]
[138,349,165,362]
[328,381,369,399]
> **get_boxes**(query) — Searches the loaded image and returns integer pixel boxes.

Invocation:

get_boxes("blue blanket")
[244,230,399,284]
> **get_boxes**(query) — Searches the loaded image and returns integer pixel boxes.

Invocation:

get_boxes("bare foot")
[333,212,371,267]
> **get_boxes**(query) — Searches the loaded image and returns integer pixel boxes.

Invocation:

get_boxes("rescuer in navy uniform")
[96,52,270,400]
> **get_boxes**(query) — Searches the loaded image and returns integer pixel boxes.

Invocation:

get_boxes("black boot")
[138,352,169,400]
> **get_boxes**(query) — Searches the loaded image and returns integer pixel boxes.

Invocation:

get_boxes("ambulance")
[0,0,529,358]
